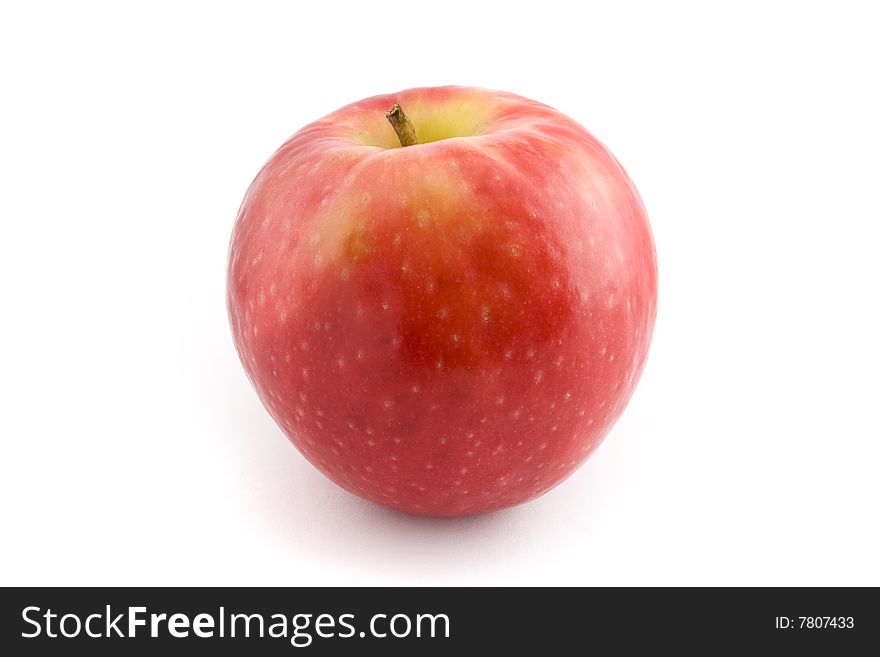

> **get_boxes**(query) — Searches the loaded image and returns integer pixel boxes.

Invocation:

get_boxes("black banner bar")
[1,587,876,654]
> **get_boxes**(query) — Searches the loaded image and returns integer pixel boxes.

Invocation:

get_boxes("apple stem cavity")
[386,104,418,147]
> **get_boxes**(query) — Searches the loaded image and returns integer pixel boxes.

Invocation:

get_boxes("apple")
[227,86,657,516]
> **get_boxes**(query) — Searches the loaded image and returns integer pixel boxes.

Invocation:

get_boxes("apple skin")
[227,86,657,516]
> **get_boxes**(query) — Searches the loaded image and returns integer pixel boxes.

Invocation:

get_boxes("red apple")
[227,86,657,516]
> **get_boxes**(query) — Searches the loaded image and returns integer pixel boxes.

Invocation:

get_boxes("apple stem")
[386,104,418,147]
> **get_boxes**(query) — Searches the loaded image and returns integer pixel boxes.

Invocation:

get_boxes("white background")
[2,1,878,586]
